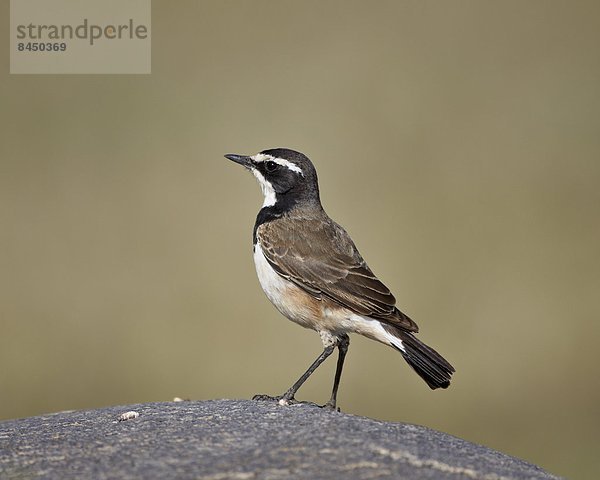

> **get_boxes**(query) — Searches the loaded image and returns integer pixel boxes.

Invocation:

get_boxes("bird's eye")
[265,161,278,173]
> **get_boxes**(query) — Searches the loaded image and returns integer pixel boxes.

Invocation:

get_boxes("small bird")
[225,148,454,409]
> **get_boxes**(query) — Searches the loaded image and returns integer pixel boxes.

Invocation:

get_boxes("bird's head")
[225,148,320,208]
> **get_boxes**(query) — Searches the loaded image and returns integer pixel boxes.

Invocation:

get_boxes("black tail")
[385,326,455,389]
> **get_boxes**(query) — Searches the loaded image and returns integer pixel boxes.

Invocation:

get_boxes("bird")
[225,148,454,409]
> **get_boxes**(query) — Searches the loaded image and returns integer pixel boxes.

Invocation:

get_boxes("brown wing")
[257,214,418,333]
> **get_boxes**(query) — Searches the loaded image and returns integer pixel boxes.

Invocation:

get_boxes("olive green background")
[1,1,599,479]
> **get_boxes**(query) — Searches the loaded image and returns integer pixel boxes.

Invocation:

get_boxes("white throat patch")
[252,153,304,175]
[251,169,276,207]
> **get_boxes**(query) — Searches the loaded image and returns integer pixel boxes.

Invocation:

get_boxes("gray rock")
[0,399,560,480]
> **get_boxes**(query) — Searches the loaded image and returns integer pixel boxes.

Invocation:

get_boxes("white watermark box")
[10,0,151,74]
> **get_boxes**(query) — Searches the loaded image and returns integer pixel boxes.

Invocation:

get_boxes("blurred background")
[1,1,599,478]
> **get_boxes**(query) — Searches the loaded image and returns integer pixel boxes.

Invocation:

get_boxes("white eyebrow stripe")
[251,153,304,175]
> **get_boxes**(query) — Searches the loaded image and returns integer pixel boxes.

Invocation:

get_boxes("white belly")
[253,242,319,329]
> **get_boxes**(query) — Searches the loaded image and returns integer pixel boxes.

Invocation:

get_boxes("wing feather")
[257,215,418,332]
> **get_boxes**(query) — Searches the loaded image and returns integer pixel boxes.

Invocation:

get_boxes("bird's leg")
[253,343,336,405]
[323,334,350,411]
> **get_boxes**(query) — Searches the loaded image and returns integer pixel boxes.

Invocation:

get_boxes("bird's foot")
[321,401,341,412]
[252,394,320,408]
[252,394,283,403]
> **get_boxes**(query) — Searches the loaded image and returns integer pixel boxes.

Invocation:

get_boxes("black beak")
[225,153,252,168]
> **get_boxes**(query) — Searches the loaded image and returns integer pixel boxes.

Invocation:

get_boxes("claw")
[252,394,281,402]
[252,394,295,405]
[252,394,323,408]
[321,402,341,412]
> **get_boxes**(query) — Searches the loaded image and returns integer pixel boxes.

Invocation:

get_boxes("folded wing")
[257,215,418,333]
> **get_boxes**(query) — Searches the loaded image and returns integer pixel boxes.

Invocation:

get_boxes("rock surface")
[0,399,560,479]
